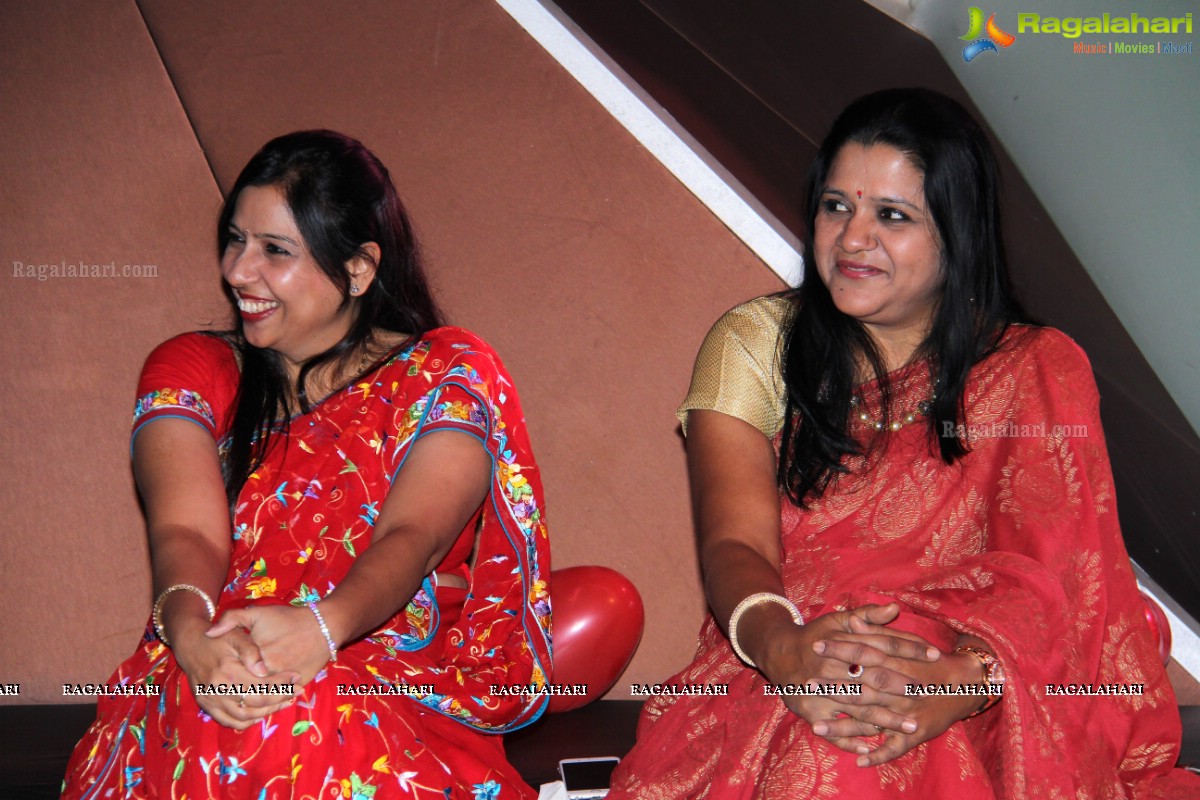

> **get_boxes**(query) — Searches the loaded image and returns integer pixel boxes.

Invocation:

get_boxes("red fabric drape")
[610,327,1198,799]
[63,328,552,799]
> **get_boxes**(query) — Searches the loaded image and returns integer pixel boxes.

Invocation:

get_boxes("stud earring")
[350,283,360,295]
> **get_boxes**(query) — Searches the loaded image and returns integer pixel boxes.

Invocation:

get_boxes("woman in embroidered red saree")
[62,131,551,800]
[607,90,1198,798]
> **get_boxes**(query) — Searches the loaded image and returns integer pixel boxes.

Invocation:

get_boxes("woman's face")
[221,184,356,376]
[813,142,943,360]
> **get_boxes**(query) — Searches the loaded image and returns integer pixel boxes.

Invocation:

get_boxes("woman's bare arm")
[135,419,294,728]
[136,419,231,627]
[689,410,792,658]
[687,410,932,745]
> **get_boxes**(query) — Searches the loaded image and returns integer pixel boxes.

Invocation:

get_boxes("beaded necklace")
[849,394,934,432]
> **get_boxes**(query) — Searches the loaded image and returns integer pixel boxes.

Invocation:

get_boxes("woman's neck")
[862,322,928,375]
[283,330,410,413]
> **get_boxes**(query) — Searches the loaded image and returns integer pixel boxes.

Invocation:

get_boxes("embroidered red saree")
[609,300,1196,798]
[62,327,552,799]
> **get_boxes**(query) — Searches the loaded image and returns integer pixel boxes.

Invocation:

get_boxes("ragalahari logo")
[961,7,1016,61]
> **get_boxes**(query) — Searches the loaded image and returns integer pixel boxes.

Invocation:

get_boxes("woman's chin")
[242,330,278,353]
[830,296,884,324]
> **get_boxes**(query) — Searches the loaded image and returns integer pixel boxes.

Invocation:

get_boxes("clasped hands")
[757,603,984,767]
[170,604,333,730]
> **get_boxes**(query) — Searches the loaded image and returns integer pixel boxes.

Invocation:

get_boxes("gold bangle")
[728,592,804,668]
[152,584,216,647]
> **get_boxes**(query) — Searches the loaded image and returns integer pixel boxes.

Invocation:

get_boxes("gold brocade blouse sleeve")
[676,294,792,437]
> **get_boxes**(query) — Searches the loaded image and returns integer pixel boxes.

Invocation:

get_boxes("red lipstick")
[836,259,883,279]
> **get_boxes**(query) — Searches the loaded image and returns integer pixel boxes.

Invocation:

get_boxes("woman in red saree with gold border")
[608,90,1198,798]
[61,131,551,800]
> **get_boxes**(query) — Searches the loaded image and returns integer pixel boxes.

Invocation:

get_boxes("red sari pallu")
[62,327,552,800]
[608,296,1199,799]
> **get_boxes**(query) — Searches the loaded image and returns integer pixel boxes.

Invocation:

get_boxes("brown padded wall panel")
[124,1,784,690]
[0,1,229,701]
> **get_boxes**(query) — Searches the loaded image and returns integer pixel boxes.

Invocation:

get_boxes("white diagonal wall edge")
[495,0,804,287]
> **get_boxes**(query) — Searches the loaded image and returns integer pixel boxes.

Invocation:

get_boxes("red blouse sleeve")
[383,330,507,461]
[132,333,240,445]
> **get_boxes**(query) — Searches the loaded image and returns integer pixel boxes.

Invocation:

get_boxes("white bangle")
[306,601,338,662]
[728,592,804,668]
[153,584,216,647]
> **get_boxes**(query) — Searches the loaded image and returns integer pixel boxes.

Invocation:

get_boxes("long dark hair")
[778,88,1026,507]
[217,130,443,504]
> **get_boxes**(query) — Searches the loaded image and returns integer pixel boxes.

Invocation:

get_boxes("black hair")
[778,88,1027,507]
[216,130,443,504]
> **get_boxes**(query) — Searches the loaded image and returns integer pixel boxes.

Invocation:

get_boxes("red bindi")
[856,190,862,198]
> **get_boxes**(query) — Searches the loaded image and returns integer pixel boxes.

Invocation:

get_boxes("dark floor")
[0,701,644,798]
[3,702,1197,796]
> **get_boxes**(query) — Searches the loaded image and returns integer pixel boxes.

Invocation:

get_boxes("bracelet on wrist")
[152,584,216,647]
[728,592,804,668]
[955,645,1005,717]
[306,601,339,663]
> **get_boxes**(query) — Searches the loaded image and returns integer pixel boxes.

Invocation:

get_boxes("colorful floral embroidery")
[64,329,550,800]
[133,388,215,431]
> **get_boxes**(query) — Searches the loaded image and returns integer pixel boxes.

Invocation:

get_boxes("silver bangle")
[306,601,338,662]
[152,584,216,647]
[728,592,803,668]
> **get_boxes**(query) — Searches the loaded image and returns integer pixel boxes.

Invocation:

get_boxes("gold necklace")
[850,395,934,432]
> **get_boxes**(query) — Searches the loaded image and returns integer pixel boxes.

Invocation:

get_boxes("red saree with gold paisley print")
[610,323,1197,799]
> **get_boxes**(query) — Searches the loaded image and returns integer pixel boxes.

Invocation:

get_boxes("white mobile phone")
[558,756,620,799]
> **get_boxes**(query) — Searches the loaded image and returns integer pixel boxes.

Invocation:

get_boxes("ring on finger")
[847,663,865,679]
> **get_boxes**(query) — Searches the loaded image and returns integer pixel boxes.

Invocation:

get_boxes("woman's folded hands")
[170,610,299,730]
[758,602,984,766]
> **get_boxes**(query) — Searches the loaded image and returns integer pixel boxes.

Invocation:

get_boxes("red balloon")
[547,566,645,712]
[1139,590,1173,666]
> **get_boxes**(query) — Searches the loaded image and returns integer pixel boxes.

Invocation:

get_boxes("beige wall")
[0,0,781,703]
[0,1,229,699]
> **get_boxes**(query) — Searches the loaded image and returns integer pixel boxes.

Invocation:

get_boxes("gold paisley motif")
[945,730,980,781]
[757,725,840,799]
[735,711,782,786]
[1099,613,1155,711]
[1120,741,1176,773]
[919,486,987,568]
[1057,550,1102,664]
[876,739,929,791]
[866,472,926,546]
[965,370,1019,428]
[997,439,1082,530]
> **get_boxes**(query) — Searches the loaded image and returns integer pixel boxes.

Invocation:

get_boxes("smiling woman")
[606,89,1199,798]
[222,185,365,376]
[812,142,943,370]
[61,131,553,800]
